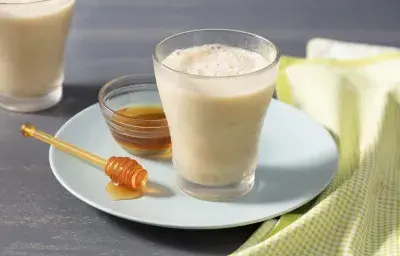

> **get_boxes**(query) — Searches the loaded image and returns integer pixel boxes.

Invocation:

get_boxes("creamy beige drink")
[154,31,279,201]
[158,44,274,185]
[0,0,75,112]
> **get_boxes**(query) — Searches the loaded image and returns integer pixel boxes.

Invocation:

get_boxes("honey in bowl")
[109,105,172,157]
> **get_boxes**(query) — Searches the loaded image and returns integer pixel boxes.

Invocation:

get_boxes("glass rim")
[0,0,60,4]
[152,28,281,79]
[98,74,168,126]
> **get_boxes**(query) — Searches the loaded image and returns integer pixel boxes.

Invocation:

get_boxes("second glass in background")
[0,0,75,112]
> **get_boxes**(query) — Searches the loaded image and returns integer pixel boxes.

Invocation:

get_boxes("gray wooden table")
[1,1,399,255]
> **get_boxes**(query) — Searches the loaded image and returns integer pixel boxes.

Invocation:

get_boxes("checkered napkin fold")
[232,39,400,256]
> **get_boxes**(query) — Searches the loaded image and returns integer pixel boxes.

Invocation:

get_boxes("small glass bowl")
[98,74,171,157]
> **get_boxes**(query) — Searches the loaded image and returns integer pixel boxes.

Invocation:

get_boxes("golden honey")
[109,105,172,157]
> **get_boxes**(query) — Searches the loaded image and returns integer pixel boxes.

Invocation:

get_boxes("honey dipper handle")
[21,123,107,168]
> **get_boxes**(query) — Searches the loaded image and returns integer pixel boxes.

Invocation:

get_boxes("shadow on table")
[32,84,101,118]
[100,212,259,255]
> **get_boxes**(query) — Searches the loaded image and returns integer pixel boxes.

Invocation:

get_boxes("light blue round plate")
[49,99,338,229]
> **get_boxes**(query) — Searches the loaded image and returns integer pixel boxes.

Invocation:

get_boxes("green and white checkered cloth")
[232,54,400,256]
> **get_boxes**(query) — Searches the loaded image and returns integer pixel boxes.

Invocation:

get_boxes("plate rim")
[49,99,337,229]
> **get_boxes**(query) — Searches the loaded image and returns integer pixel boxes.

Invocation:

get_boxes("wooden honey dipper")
[20,123,148,190]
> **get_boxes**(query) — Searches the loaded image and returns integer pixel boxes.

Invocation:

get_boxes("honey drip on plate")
[111,105,172,157]
[106,181,174,201]
[106,182,142,200]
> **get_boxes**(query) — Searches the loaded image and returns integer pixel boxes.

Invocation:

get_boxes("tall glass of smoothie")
[0,0,75,112]
[153,29,280,200]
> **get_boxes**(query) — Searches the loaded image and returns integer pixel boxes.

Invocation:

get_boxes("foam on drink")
[162,44,270,77]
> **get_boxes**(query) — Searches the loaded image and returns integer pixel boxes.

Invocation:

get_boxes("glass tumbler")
[153,29,280,201]
[0,0,75,112]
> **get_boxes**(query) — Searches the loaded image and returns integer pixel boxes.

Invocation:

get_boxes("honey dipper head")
[21,123,35,137]
[105,156,148,189]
